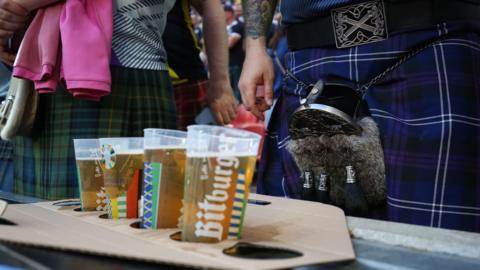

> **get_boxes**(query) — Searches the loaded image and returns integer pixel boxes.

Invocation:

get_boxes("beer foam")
[187,152,256,158]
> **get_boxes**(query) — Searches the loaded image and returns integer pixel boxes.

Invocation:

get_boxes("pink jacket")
[13,0,112,101]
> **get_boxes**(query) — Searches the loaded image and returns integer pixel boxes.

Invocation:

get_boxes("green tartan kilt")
[14,66,177,200]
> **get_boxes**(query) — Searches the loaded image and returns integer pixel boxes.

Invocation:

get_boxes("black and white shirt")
[112,0,176,70]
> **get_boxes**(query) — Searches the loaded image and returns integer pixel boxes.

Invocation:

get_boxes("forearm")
[13,0,61,11]
[239,0,277,116]
[192,0,229,82]
[243,0,277,51]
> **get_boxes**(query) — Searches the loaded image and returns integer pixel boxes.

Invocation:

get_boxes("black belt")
[286,0,480,50]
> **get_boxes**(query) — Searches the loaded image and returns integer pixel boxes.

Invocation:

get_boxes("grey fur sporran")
[287,80,386,212]
[282,37,448,213]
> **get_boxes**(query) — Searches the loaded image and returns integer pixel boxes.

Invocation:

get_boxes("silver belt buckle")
[331,0,388,49]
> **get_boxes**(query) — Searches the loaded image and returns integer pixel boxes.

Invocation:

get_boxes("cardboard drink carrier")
[0,194,354,269]
[1,128,354,269]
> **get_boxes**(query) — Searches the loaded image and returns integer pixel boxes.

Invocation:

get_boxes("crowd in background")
[191,0,285,103]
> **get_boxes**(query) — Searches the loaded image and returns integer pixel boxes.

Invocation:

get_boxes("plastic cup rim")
[143,128,187,140]
[186,125,261,142]
[98,137,144,141]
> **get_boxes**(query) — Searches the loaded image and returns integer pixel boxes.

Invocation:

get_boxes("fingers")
[220,111,231,126]
[239,81,265,121]
[0,19,25,31]
[212,100,237,126]
[221,102,237,125]
[0,0,29,44]
[218,108,230,126]
[248,105,264,121]
[213,110,225,126]
[228,101,237,121]
[254,85,271,112]
[205,80,239,125]
[238,78,257,114]
[263,72,274,107]
[0,8,27,24]
[0,29,12,42]
[0,1,28,43]
[238,50,275,120]
[225,97,238,124]
[0,1,29,17]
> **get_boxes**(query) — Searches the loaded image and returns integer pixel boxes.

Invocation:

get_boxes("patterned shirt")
[112,0,176,71]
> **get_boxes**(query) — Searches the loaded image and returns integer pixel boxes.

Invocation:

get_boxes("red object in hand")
[230,105,265,161]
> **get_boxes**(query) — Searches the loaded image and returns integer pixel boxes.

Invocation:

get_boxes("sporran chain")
[275,37,447,97]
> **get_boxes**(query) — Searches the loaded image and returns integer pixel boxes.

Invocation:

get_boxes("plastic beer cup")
[143,129,187,229]
[73,138,106,211]
[181,125,261,242]
[99,137,144,219]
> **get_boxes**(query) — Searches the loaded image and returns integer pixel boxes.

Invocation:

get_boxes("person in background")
[239,0,480,233]
[225,3,244,102]
[234,1,243,23]
[0,0,179,200]
[163,0,237,129]
[190,11,203,49]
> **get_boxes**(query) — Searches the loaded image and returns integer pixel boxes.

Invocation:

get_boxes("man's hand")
[207,78,238,126]
[0,0,28,65]
[238,45,274,121]
[0,0,28,40]
[240,0,277,121]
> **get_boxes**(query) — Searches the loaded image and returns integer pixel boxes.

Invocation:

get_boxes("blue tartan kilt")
[257,21,480,232]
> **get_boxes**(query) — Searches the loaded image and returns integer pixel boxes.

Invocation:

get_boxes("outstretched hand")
[238,47,274,121]
[207,78,238,126]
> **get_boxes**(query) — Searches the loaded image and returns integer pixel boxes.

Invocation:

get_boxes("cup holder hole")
[247,199,271,206]
[0,218,17,226]
[73,207,82,212]
[130,221,146,229]
[169,231,182,242]
[52,199,81,207]
[223,242,302,260]
[98,213,109,219]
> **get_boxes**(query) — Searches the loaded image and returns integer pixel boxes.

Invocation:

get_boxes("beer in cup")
[143,129,187,229]
[181,125,261,243]
[99,137,144,219]
[73,139,106,211]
